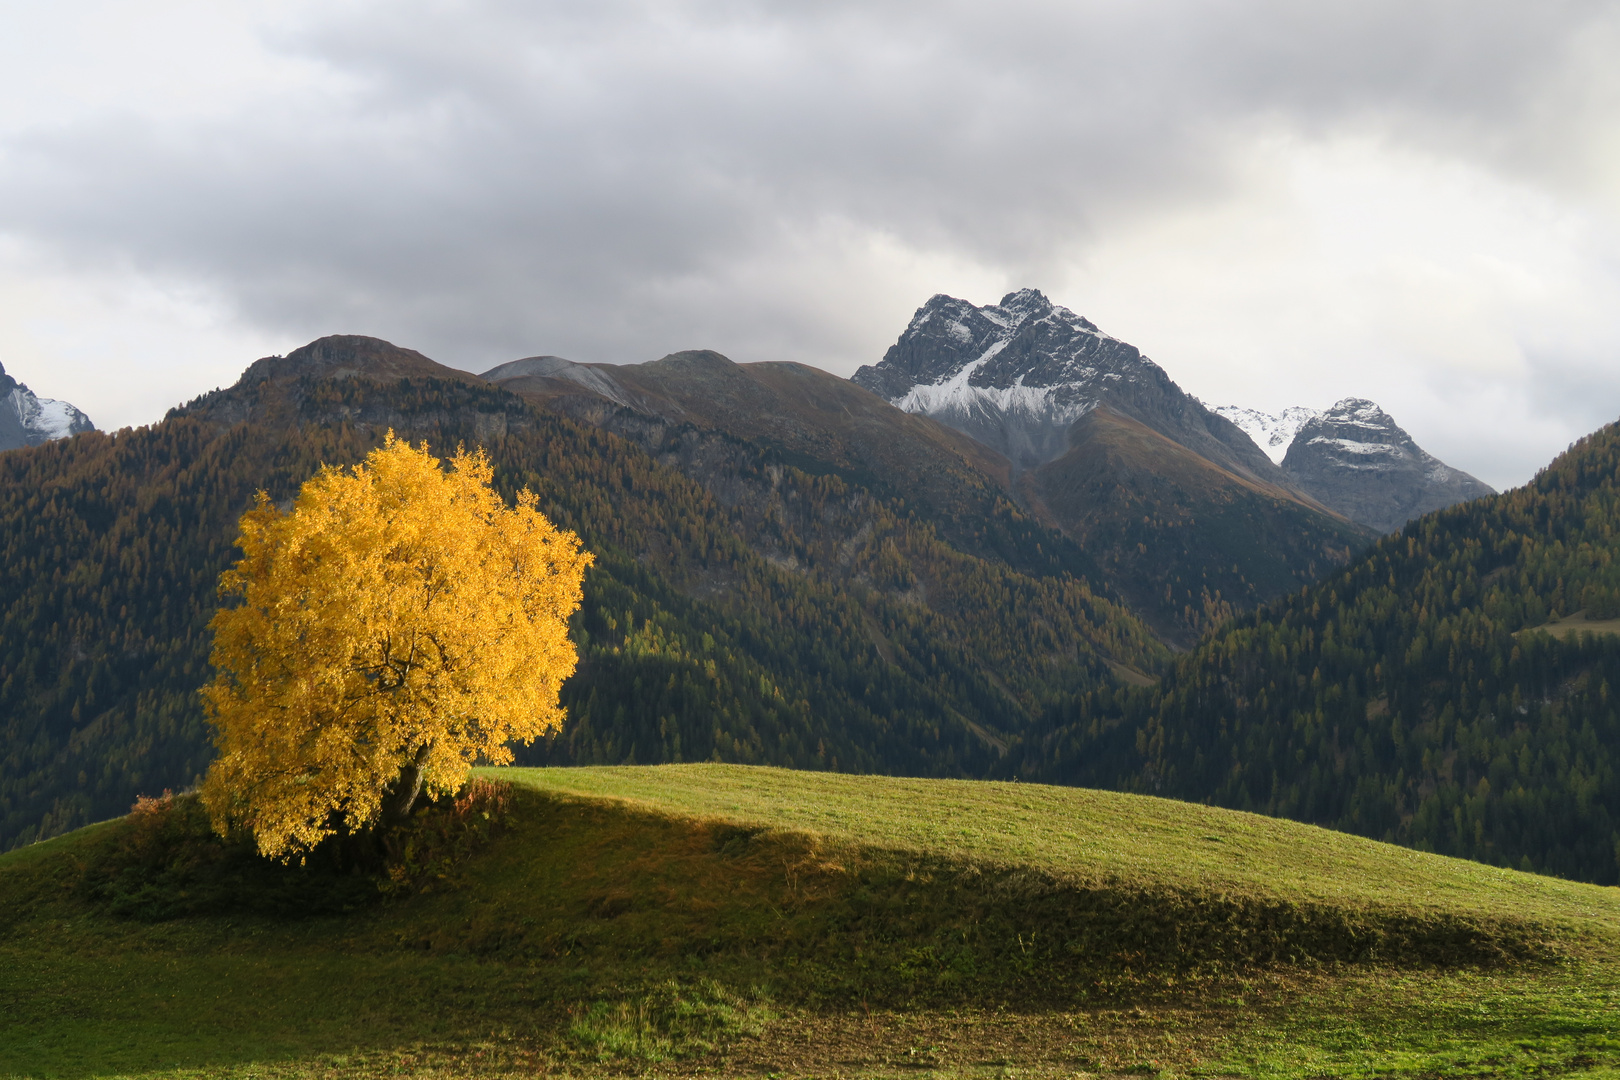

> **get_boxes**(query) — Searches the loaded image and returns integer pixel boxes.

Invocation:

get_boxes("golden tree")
[200,433,592,860]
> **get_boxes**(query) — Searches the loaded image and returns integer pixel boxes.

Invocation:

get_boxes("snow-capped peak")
[0,362,96,451]
[1210,404,1321,465]
[854,289,1281,481]
[1210,398,1408,465]
[1318,397,1397,434]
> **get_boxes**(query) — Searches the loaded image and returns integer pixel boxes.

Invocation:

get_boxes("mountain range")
[484,294,1418,643]
[0,362,94,451]
[852,289,1488,539]
[2,296,1611,886]
[0,334,1166,850]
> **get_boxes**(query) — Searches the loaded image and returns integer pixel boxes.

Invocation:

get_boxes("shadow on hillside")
[0,786,1575,1076]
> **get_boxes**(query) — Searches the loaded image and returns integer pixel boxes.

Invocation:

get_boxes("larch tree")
[200,433,592,861]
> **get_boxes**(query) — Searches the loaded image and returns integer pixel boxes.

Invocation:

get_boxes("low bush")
[79,781,516,920]
[79,791,378,920]
[380,778,513,895]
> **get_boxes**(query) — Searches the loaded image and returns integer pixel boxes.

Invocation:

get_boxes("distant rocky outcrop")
[1282,399,1494,533]
[0,362,94,451]
[1214,399,1495,533]
[852,289,1279,486]
[480,354,638,408]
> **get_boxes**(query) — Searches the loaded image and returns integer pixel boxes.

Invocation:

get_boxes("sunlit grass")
[493,763,1620,935]
[2,764,1618,1079]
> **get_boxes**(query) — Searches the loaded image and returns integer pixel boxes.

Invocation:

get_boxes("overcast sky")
[2,0,1618,488]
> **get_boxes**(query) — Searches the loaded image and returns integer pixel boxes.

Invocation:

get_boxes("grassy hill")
[501,765,1618,934]
[1016,416,1620,883]
[2,765,1618,1078]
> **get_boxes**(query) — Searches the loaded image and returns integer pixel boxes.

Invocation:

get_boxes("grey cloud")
[1,0,1615,378]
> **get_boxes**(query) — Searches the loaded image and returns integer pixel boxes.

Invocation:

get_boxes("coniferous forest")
[1018,421,1620,883]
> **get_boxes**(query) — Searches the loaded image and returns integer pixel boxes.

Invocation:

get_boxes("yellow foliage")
[200,433,592,860]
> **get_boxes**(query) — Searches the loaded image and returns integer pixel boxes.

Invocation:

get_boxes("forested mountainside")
[1020,406,1368,644]
[1016,420,1620,884]
[0,337,1163,851]
[487,345,1371,645]
[487,349,1113,592]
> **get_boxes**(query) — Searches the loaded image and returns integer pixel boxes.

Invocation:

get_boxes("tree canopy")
[200,433,591,860]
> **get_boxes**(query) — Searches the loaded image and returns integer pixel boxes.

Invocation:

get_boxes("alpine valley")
[2,293,1617,892]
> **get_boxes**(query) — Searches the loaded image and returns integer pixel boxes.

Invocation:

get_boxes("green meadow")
[2,764,1618,1078]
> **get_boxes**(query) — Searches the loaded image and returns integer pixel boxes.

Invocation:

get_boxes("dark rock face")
[1281,399,1494,533]
[239,335,466,384]
[853,289,1279,484]
[0,362,95,451]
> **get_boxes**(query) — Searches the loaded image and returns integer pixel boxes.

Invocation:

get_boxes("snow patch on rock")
[0,363,95,451]
[1210,404,1320,465]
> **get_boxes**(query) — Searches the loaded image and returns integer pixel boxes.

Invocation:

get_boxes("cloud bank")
[2,0,1618,486]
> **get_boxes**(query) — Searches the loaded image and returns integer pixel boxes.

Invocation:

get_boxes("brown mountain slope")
[1025,407,1373,645]
[485,350,1114,588]
[492,349,1008,488]
[489,351,1374,643]
[180,336,489,428]
[245,335,477,383]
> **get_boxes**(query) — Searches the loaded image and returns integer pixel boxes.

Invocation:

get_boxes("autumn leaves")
[200,433,592,860]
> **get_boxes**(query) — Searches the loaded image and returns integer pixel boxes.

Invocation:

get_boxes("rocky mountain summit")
[1213,400,1494,533]
[1283,399,1494,533]
[852,290,1280,486]
[0,362,94,451]
[852,291,1372,641]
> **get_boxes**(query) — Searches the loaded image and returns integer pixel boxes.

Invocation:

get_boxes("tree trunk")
[381,742,433,827]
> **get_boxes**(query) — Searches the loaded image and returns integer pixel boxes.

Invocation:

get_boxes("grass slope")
[497,764,1619,934]
[1521,610,1620,641]
[2,765,1618,1079]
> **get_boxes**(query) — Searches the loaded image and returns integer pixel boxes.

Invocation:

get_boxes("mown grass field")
[2,764,1618,1079]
